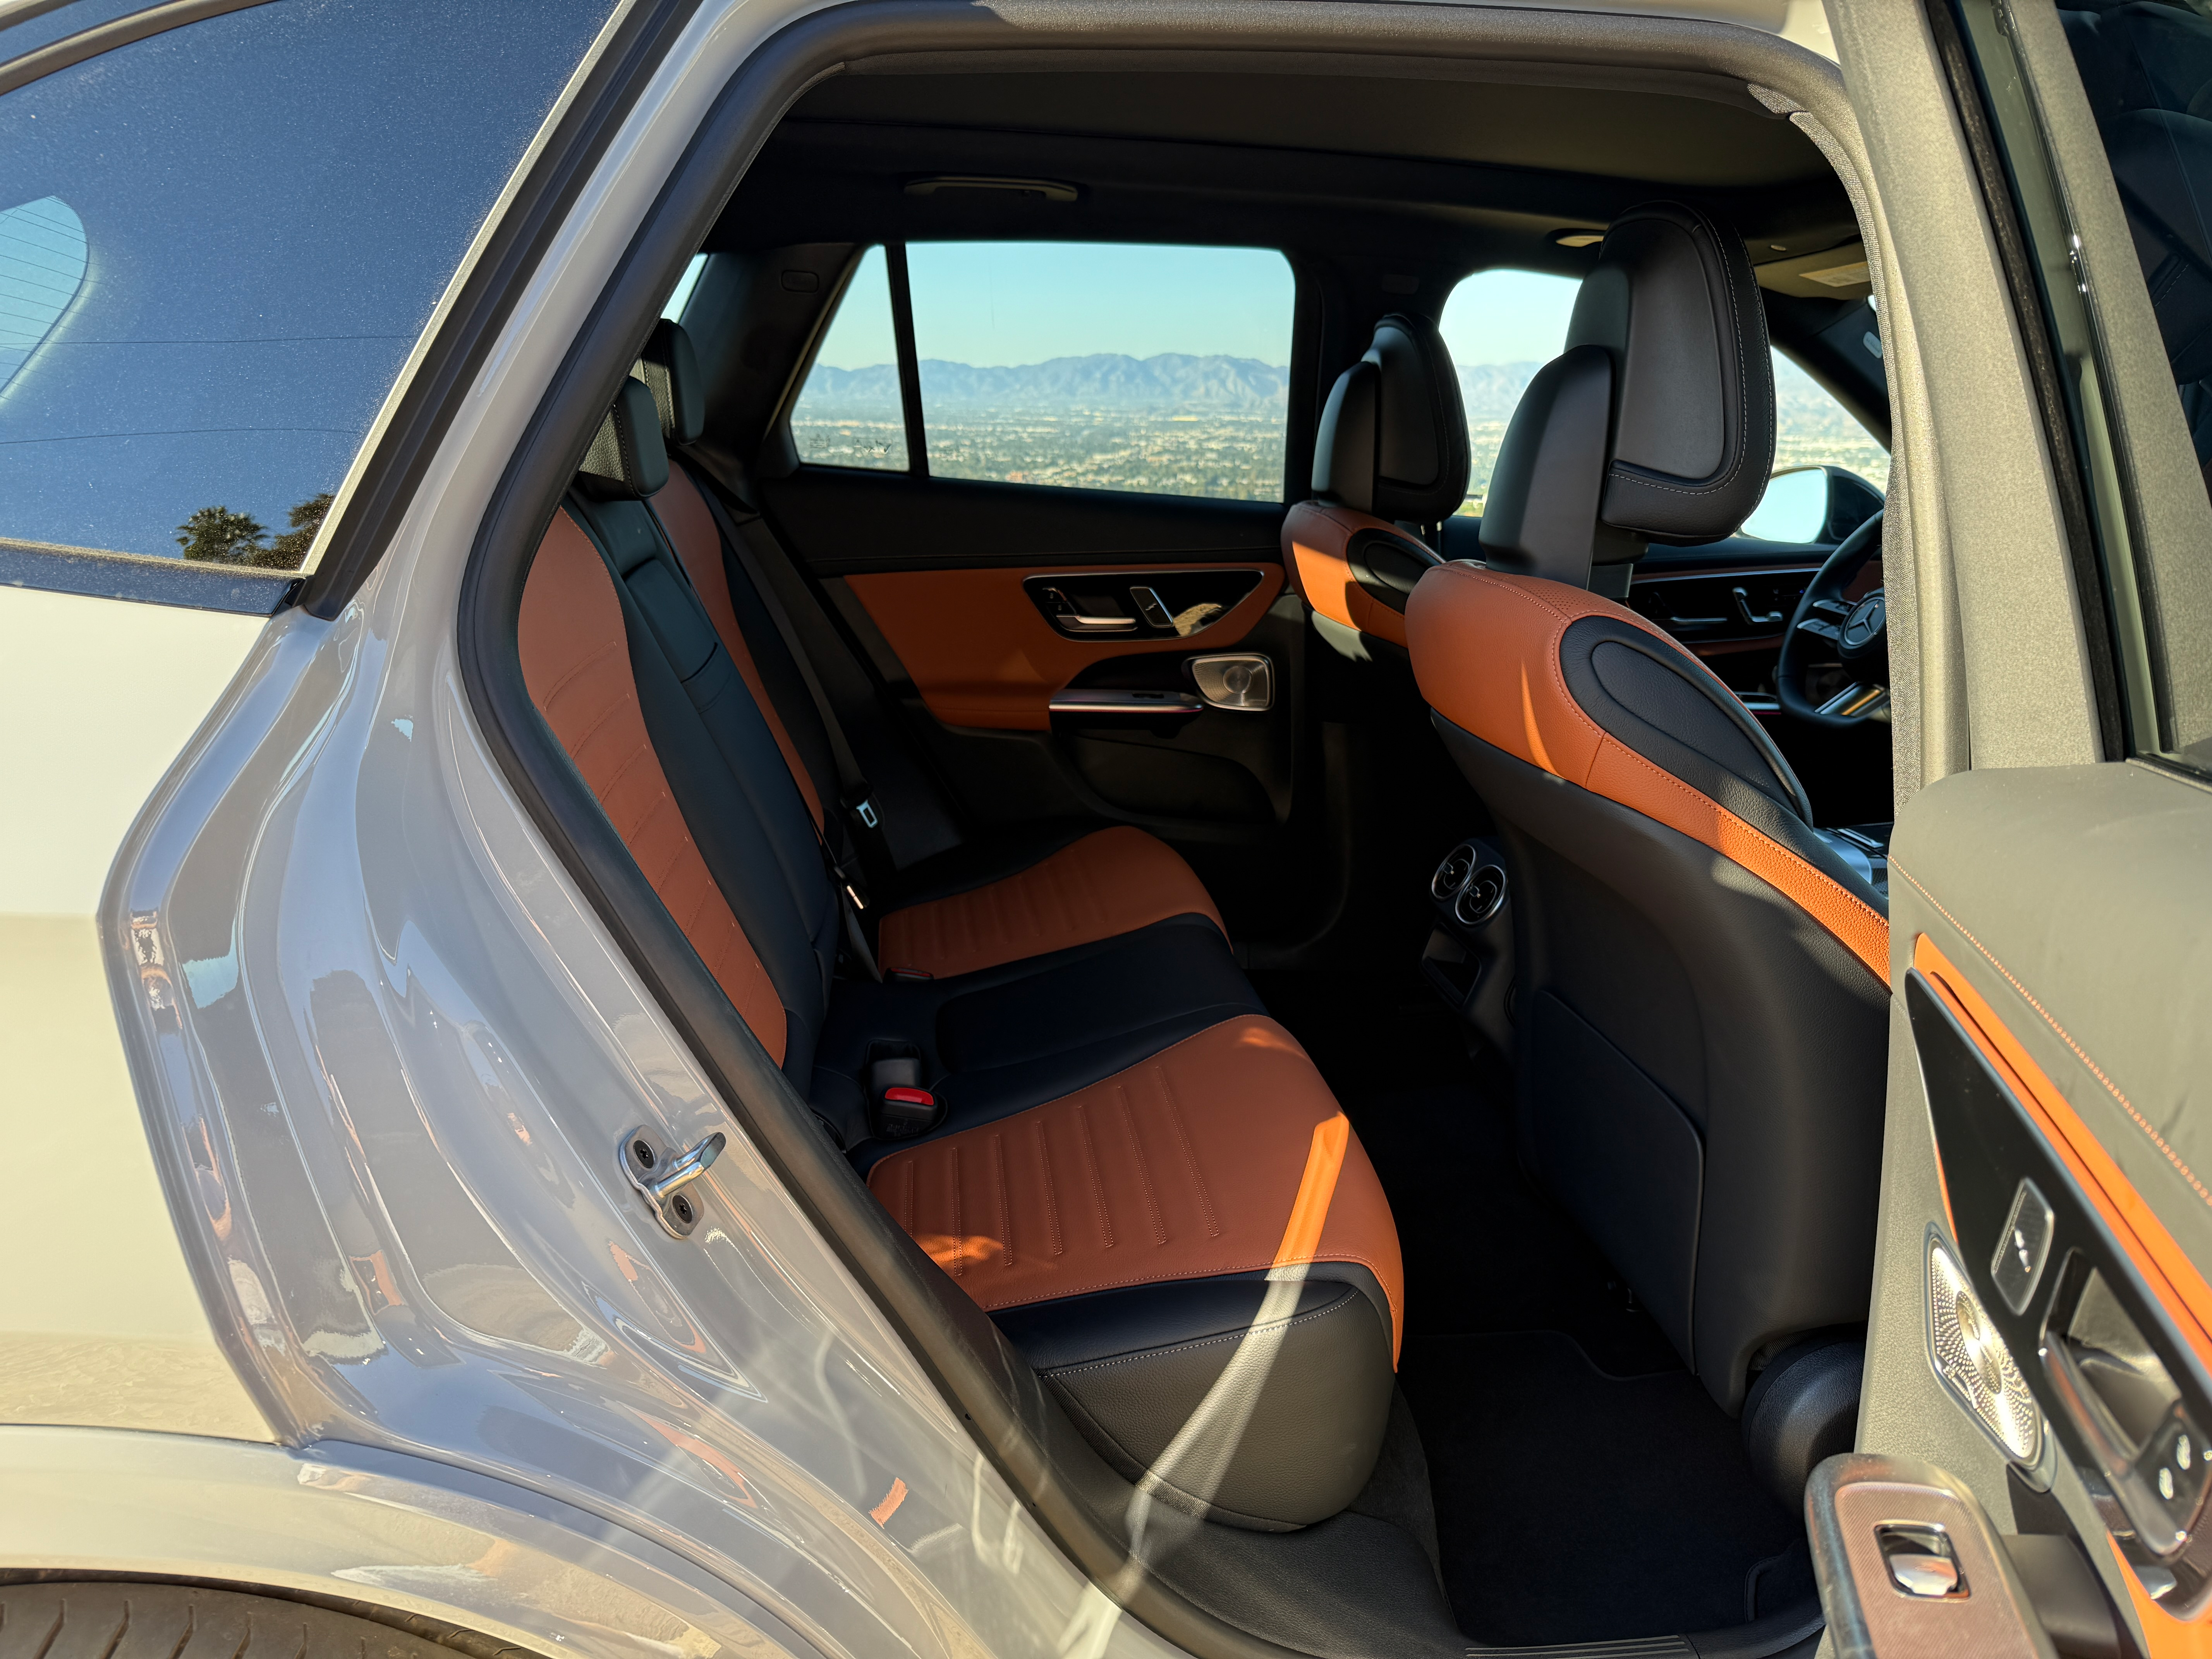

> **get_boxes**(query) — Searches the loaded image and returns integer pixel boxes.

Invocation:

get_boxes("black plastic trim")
[296,0,708,620]
[1,541,295,614]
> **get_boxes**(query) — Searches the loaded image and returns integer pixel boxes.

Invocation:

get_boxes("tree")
[175,505,267,563]
[264,491,333,568]
[173,491,332,568]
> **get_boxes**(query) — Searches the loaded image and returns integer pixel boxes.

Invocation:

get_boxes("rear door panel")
[1871,761,2212,1644]
[757,469,1315,935]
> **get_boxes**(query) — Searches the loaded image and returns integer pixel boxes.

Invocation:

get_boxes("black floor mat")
[1254,968,1677,1376]
[1252,969,1812,1646]
[1400,1332,1805,1644]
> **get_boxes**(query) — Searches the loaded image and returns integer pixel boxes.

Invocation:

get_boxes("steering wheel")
[1775,510,1887,729]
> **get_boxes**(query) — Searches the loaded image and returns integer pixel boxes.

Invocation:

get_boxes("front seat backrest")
[1405,202,1886,1414]
[1480,200,1776,593]
[1282,312,1468,655]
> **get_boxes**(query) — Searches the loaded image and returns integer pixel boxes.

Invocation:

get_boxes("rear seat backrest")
[528,377,842,1080]
[518,508,789,1061]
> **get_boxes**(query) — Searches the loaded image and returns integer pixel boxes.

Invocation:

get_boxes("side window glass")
[0,0,617,580]
[1438,269,1580,517]
[663,254,708,323]
[790,247,908,472]
[1439,268,1889,536]
[904,242,1294,501]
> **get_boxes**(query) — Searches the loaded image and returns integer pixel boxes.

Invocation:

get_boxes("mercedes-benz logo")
[1841,593,1886,650]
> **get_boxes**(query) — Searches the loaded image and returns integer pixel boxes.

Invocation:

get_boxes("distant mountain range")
[800,350,1848,426]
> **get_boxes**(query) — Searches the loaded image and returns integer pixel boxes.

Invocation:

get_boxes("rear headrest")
[577,376,669,500]
[1312,313,1470,523]
[1481,201,1775,586]
[637,318,704,446]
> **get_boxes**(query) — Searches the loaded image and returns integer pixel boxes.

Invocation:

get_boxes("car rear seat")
[515,357,1405,1530]
[635,324,1228,982]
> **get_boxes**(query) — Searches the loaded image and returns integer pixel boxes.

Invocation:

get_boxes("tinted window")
[1439,268,1889,520]
[0,0,615,575]
[789,246,908,472]
[905,241,1294,501]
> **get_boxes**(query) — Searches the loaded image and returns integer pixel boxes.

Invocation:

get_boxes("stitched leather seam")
[1075,1102,1114,1250]
[991,1132,1014,1271]
[1039,1290,1359,1377]
[1893,858,2212,1210]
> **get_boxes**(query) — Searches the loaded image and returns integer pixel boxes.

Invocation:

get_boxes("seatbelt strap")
[681,462,883,842]
[642,488,881,982]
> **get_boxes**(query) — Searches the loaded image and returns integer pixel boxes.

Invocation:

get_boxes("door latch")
[622,1127,726,1238]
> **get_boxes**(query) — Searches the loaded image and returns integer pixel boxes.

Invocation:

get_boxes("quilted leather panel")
[876,825,1226,981]
[866,1014,1403,1357]
[519,508,788,1063]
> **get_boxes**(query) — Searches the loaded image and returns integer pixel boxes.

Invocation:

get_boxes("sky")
[1438,268,1582,368]
[808,244,1589,371]
[814,242,1297,369]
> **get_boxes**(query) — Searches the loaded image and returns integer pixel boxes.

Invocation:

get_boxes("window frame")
[1924,0,2140,761]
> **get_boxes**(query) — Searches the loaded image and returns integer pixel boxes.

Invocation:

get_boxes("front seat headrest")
[1481,201,1775,587]
[1312,312,1471,522]
[637,318,704,446]
[577,376,669,500]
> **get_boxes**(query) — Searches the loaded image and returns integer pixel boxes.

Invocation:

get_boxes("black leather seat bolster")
[828,915,1266,1167]
[886,818,1110,909]
[1556,616,1886,913]
[993,1268,1398,1530]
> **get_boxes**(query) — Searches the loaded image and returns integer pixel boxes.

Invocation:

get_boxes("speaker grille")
[1928,1234,2042,1463]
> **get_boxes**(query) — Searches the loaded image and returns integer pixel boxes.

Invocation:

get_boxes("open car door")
[1824,0,2212,1651]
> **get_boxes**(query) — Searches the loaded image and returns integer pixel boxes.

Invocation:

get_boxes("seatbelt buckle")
[869,1050,940,1138]
[854,798,879,829]
[886,967,933,982]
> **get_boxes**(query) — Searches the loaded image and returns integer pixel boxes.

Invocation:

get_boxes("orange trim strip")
[1911,931,2212,1371]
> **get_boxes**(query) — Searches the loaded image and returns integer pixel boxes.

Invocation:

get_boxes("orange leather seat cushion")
[1405,562,1888,980]
[876,825,1226,981]
[866,1015,1404,1360]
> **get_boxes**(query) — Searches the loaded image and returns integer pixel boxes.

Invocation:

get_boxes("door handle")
[1733,585,1785,626]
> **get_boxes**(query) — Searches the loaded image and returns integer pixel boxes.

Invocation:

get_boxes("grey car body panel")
[0,1425,825,1659]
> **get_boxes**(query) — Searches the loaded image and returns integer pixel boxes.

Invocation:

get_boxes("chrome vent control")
[1432,841,1506,927]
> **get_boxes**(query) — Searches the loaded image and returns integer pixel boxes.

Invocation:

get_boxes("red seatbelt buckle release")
[878,1085,939,1139]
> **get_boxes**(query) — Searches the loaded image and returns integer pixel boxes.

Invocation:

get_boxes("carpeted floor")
[1252,969,1811,1646]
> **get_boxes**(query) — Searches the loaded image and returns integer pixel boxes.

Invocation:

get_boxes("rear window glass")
[906,241,1294,501]
[1438,268,1889,519]
[789,246,909,472]
[0,0,615,575]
